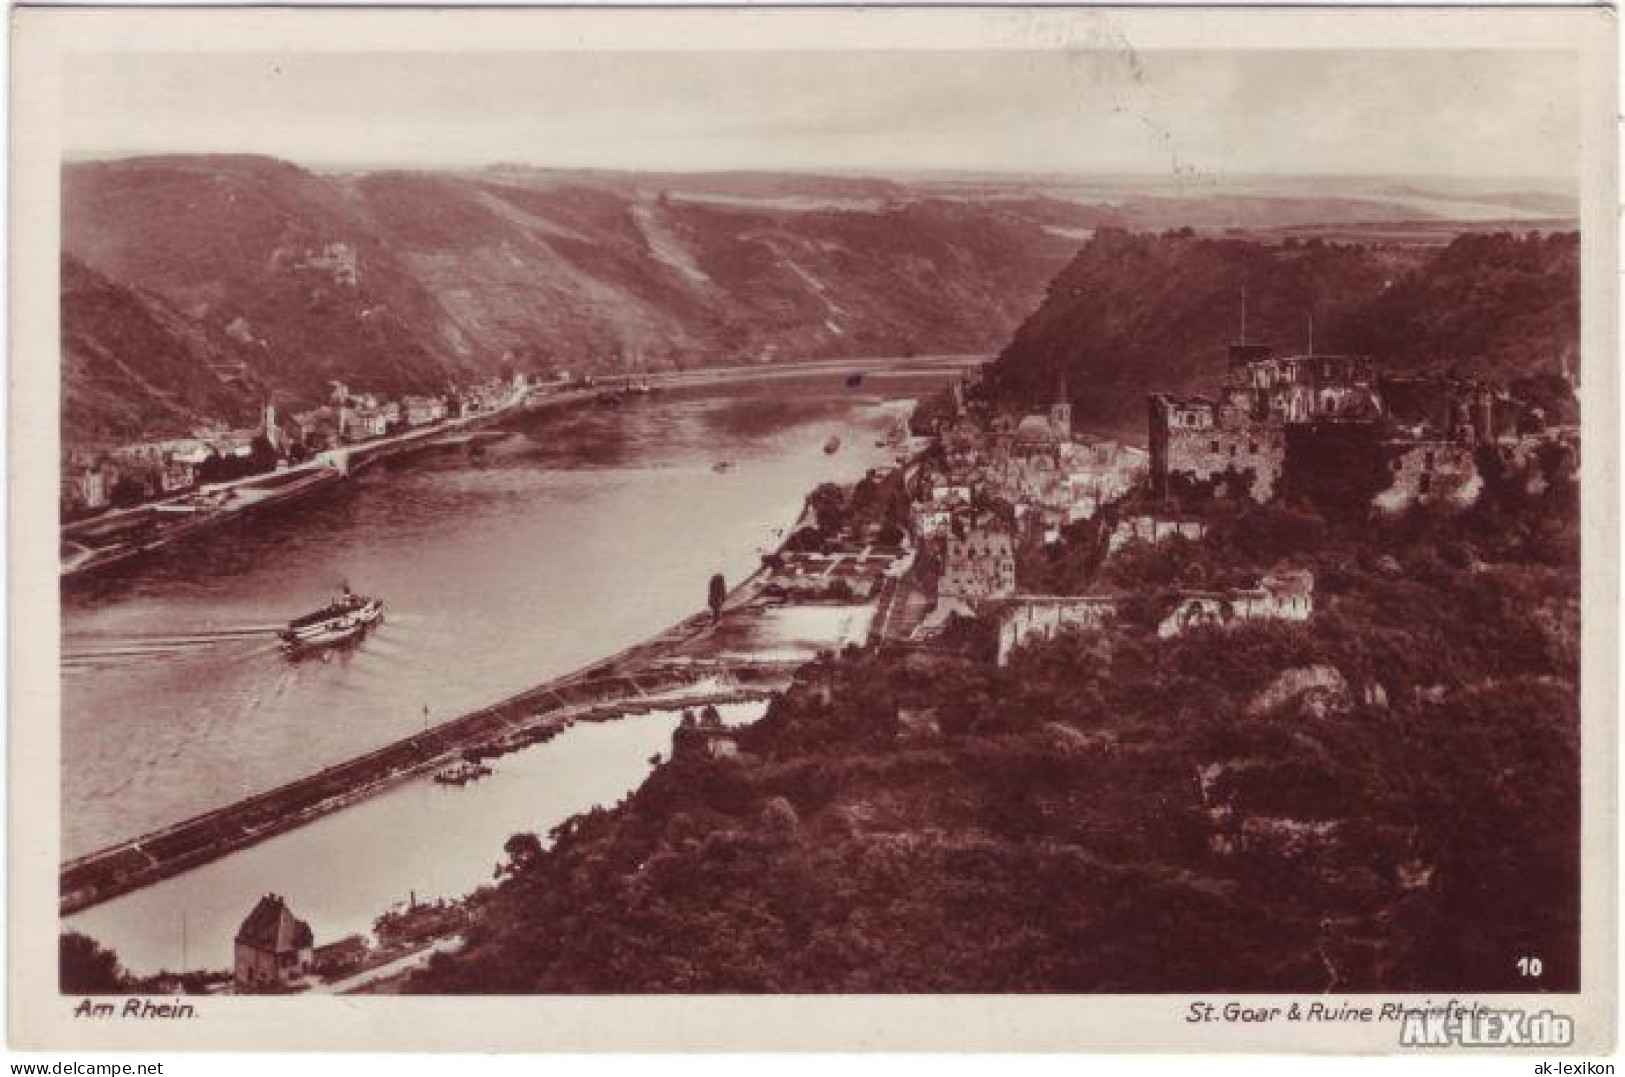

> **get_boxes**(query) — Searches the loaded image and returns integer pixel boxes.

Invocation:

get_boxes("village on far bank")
[62,373,530,519]
[763,332,1580,673]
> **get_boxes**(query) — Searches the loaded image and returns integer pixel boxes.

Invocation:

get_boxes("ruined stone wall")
[1158,595,1229,638]
[997,598,1116,664]
[1107,514,1208,555]
[1374,441,1482,513]
[1230,587,1314,623]
[1159,585,1314,639]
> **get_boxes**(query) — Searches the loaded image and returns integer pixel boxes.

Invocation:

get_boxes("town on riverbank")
[60,356,990,586]
[62,373,535,582]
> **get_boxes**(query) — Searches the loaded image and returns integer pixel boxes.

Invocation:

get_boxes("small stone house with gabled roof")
[234,893,315,992]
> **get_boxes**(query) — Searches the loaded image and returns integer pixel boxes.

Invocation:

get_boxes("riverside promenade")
[59,356,965,914]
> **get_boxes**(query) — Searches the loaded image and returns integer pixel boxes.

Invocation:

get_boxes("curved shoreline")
[61,355,981,587]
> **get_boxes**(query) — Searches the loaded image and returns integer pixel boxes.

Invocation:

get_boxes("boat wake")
[61,624,284,667]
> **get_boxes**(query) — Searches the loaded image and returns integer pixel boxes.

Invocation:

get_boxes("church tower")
[1049,375,1072,440]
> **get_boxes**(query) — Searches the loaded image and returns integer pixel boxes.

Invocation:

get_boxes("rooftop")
[1014,414,1061,443]
[236,893,314,953]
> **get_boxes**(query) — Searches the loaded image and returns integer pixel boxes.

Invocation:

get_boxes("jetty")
[60,641,798,915]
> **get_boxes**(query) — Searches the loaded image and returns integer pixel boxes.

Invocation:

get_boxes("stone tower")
[1050,375,1072,440]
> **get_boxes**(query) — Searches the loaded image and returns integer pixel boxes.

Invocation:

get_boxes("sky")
[64,49,1578,184]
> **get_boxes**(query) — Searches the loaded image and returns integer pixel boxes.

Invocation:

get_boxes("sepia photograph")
[8,3,1617,1054]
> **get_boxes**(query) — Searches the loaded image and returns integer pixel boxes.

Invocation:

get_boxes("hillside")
[61,156,1090,444]
[988,229,1580,428]
[64,156,499,417]
[63,157,1577,450]
[60,254,261,443]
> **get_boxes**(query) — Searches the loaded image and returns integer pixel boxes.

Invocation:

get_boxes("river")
[61,363,959,976]
[65,700,767,978]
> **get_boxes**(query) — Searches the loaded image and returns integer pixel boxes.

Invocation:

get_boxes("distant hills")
[988,228,1579,433]
[60,154,1577,447]
[62,156,1093,445]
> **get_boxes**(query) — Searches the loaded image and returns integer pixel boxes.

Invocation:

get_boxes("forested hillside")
[61,254,262,442]
[989,229,1579,428]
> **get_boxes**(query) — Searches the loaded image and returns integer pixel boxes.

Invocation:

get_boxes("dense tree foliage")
[60,932,125,993]
[990,229,1578,430]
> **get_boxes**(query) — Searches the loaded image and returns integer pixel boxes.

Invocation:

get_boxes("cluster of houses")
[290,375,522,454]
[285,381,458,454]
[909,380,1148,640]
[905,374,1211,657]
[62,440,220,515]
[61,373,526,517]
[900,368,1325,664]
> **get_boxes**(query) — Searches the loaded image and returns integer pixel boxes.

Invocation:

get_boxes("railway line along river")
[62,361,964,976]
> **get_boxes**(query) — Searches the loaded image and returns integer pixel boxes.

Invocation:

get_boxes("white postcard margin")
[8,4,1618,1053]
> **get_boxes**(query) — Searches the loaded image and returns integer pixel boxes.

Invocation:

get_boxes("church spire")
[1050,373,1072,439]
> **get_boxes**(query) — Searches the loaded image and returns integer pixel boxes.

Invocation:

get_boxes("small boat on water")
[433,760,492,786]
[280,586,384,657]
[712,460,734,473]
[283,618,369,657]
[823,435,841,455]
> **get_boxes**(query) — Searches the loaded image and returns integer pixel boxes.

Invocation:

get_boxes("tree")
[708,573,726,623]
[502,832,543,875]
[196,449,227,485]
[61,931,124,993]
